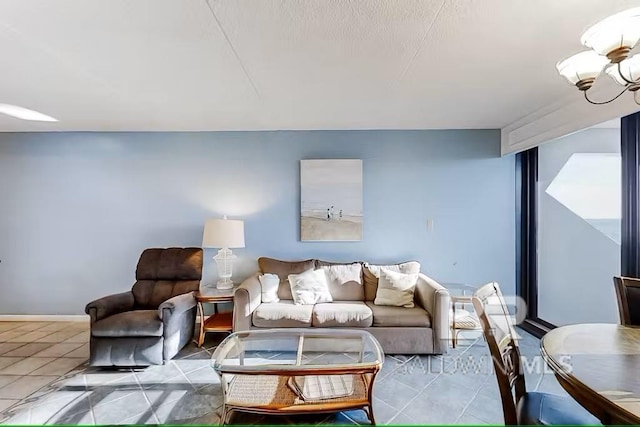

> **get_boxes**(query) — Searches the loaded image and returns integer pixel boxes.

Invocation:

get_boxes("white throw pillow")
[258,273,280,303]
[374,268,418,308]
[288,269,333,305]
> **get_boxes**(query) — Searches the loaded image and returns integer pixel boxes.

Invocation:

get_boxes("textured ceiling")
[0,0,638,132]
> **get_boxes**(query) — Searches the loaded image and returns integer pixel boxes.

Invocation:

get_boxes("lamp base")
[213,248,236,290]
[216,278,234,290]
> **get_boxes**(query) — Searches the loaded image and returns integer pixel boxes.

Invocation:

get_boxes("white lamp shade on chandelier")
[606,55,640,86]
[580,8,640,59]
[202,217,245,290]
[557,7,640,105]
[202,218,245,249]
[556,51,609,86]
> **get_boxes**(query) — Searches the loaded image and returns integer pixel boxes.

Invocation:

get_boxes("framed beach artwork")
[300,159,363,241]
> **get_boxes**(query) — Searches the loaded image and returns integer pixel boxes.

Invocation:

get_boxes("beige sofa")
[233,258,451,354]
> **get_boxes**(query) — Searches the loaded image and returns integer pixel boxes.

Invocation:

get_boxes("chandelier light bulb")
[581,7,640,62]
[556,51,609,90]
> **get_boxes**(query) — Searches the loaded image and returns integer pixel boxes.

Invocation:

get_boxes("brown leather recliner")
[85,247,203,366]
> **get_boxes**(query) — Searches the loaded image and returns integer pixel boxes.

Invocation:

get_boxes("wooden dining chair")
[472,282,600,425]
[613,276,640,326]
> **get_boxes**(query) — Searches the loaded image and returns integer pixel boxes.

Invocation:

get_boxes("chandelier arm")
[583,87,630,105]
[617,62,639,85]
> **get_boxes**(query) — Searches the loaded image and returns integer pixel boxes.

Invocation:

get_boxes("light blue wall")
[0,130,515,315]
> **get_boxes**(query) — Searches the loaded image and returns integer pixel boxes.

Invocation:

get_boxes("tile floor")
[0,321,570,425]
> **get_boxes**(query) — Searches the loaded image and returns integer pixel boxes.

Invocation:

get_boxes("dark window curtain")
[622,111,640,277]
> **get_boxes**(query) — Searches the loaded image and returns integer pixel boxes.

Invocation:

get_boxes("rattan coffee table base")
[220,373,375,425]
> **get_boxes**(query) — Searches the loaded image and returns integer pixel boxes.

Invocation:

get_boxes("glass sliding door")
[536,127,621,326]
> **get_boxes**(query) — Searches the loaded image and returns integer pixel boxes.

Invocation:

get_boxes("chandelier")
[556,8,640,105]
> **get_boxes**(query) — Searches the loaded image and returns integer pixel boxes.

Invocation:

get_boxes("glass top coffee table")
[211,329,384,425]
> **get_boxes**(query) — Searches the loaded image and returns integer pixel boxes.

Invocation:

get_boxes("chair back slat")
[472,282,525,426]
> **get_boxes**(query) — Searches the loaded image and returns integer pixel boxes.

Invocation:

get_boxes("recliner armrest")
[415,273,450,354]
[85,291,135,324]
[158,291,197,321]
[233,273,262,331]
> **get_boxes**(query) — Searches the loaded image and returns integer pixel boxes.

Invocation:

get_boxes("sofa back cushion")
[258,257,315,300]
[317,261,364,301]
[363,261,421,301]
[132,247,203,309]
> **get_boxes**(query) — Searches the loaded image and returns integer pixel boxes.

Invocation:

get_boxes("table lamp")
[202,216,245,289]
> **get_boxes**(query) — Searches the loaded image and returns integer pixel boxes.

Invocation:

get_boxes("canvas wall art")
[300,159,363,241]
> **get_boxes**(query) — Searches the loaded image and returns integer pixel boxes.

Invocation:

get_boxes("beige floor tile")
[0,357,23,370]
[0,323,21,333]
[63,343,89,359]
[0,343,24,356]
[0,398,18,412]
[0,375,55,399]
[5,331,49,343]
[0,330,25,342]
[0,375,20,388]
[63,331,89,344]
[36,323,75,332]
[29,358,85,376]
[64,320,89,333]
[2,343,51,358]
[35,330,78,343]
[0,357,55,375]
[10,323,49,332]
[32,343,83,358]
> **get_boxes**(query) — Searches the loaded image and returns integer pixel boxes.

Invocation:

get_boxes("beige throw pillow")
[288,269,333,305]
[258,273,280,303]
[374,268,418,308]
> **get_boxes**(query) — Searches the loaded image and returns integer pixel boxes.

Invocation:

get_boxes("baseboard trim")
[0,314,89,322]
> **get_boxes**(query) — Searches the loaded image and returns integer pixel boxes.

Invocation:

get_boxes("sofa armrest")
[415,273,450,354]
[233,273,262,331]
[158,291,196,321]
[85,291,135,324]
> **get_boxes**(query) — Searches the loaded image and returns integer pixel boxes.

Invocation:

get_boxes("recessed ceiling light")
[0,103,58,122]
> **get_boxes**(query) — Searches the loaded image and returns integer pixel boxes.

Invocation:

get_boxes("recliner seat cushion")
[252,300,313,327]
[91,310,163,337]
[517,391,600,425]
[365,302,431,327]
[312,301,373,327]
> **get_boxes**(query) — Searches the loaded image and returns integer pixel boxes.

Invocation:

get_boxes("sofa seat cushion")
[365,302,431,327]
[312,301,373,327]
[92,310,163,337]
[252,300,313,328]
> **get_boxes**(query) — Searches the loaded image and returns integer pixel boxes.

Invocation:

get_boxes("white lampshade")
[581,7,640,57]
[556,51,609,86]
[606,54,640,86]
[202,218,245,249]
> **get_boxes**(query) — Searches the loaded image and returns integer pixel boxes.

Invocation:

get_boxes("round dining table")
[541,323,640,425]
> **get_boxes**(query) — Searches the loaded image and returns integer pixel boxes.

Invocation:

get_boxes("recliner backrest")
[132,247,203,309]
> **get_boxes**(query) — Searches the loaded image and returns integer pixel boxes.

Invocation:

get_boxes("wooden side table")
[195,287,236,347]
